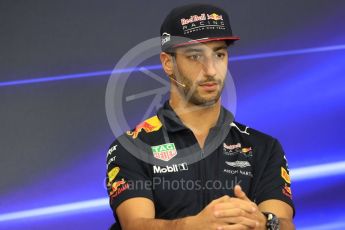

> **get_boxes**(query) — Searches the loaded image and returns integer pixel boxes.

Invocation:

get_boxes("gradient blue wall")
[1,1,344,229]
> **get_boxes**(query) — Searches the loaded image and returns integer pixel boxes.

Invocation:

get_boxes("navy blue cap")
[160,4,240,52]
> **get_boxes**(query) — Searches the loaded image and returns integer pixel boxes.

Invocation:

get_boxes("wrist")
[175,215,196,230]
[262,212,280,230]
[259,212,268,230]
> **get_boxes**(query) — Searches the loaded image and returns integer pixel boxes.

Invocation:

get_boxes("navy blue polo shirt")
[106,101,294,229]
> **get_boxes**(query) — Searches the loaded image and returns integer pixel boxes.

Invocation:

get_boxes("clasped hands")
[191,185,267,230]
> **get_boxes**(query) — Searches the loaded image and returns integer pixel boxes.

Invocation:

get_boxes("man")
[106,3,295,230]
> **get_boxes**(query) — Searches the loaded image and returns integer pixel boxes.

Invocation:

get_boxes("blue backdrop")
[1,1,344,229]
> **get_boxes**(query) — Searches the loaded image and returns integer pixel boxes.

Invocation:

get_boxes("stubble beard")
[176,74,225,107]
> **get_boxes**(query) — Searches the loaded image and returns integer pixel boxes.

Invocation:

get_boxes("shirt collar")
[157,100,234,133]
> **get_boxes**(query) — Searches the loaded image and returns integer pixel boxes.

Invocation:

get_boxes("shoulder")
[229,121,285,159]
[106,115,164,159]
[126,115,163,140]
[230,121,278,145]
[229,121,287,166]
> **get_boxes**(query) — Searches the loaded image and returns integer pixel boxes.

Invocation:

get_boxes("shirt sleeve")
[106,137,153,214]
[254,138,295,216]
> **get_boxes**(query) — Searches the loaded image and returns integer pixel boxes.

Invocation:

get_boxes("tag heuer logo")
[151,143,177,161]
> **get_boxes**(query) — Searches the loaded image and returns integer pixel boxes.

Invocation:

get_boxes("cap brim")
[173,36,240,48]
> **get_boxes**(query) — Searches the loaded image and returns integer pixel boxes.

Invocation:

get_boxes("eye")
[188,54,202,61]
[215,52,226,59]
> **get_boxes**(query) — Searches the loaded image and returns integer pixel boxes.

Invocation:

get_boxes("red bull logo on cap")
[180,12,223,26]
[127,116,162,139]
[181,13,206,26]
[207,13,223,21]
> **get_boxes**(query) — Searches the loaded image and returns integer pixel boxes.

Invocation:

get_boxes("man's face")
[172,41,229,106]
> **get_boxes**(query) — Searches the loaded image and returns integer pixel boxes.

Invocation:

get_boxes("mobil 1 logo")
[153,162,188,174]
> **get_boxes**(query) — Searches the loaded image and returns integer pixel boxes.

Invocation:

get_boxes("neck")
[169,96,221,135]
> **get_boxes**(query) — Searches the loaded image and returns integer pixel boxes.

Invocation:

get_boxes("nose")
[202,57,217,77]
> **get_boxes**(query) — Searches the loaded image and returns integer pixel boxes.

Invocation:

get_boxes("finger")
[215,198,256,213]
[217,216,258,229]
[214,208,250,218]
[217,224,255,230]
[217,224,248,230]
[234,185,251,202]
[225,216,258,228]
[212,195,231,205]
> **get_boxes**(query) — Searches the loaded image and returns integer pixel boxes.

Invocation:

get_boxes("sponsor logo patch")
[284,155,289,168]
[207,13,223,21]
[180,12,226,35]
[161,32,171,45]
[225,161,251,168]
[151,143,177,161]
[108,167,120,183]
[110,178,129,199]
[223,143,253,157]
[181,13,206,26]
[282,184,292,199]
[281,167,291,184]
[223,143,241,151]
[180,13,223,26]
[127,116,162,139]
[107,145,118,157]
[241,147,252,154]
[107,156,116,168]
[223,169,253,177]
[153,162,188,174]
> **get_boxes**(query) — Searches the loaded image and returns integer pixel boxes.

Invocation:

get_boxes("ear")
[160,52,174,76]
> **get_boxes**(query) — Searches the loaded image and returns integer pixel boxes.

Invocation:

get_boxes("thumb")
[214,195,231,204]
[234,185,250,201]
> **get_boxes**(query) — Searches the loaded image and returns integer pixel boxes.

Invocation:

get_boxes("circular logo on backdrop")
[105,36,237,166]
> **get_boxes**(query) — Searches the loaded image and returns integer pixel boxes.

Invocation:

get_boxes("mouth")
[199,82,218,91]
